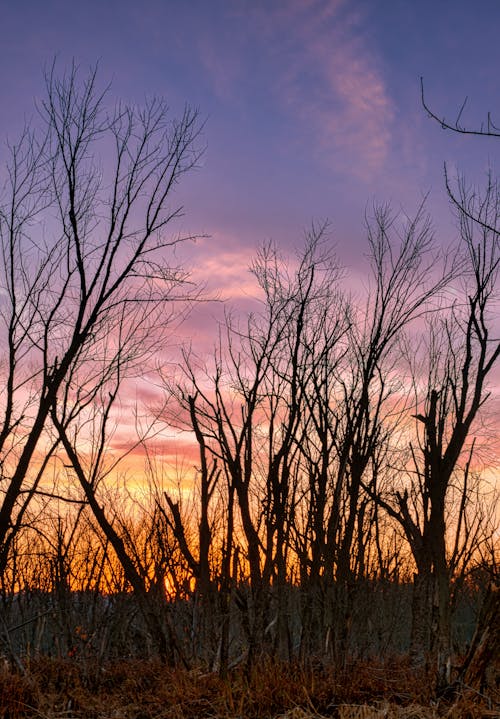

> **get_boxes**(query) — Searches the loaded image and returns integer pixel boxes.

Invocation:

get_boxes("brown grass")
[0,656,496,719]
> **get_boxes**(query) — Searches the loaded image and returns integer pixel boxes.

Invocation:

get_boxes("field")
[0,656,497,719]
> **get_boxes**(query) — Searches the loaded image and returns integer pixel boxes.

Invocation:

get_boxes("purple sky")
[2,0,500,472]
[2,1,500,251]
[2,0,500,343]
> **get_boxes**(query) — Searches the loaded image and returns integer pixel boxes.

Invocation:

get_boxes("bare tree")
[163,214,451,666]
[367,184,499,686]
[420,78,500,696]
[0,62,201,580]
[292,204,452,660]
[164,228,348,665]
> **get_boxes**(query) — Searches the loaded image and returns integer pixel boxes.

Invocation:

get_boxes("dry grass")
[0,656,496,719]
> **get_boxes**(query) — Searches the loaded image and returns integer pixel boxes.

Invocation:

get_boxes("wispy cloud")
[260,0,394,178]
[199,0,394,181]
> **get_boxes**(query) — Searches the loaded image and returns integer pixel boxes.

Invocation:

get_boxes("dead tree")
[367,185,499,687]
[0,62,200,582]
[294,204,452,661]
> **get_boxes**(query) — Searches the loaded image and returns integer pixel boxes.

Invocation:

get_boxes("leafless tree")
[292,204,452,660]
[419,82,500,688]
[164,228,348,665]
[162,213,454,665]
[0,62,201,584]
[367,185,499,685]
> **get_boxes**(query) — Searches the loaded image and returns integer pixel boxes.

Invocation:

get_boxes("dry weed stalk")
[335,703,438,719]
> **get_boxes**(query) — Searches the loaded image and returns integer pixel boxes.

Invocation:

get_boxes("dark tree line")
[164,202,497,682]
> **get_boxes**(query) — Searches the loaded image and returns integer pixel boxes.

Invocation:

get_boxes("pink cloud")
[199,0,394,181]
[190,246,259,299]
[268,1,394,178]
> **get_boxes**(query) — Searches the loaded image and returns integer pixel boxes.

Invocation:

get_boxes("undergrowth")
[0,656,496,718]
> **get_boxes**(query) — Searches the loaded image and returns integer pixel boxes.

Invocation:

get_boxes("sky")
[1,0,500,470]
[2,1,500,269]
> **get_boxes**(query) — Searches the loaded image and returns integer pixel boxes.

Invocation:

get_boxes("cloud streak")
[199,0,395,181]
[262,0,394,179]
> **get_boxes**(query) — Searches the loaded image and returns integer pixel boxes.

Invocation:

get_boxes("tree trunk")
[410,569,433,667]
[430,522,452,689]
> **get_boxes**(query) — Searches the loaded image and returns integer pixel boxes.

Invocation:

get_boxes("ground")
[0,656,498,718]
